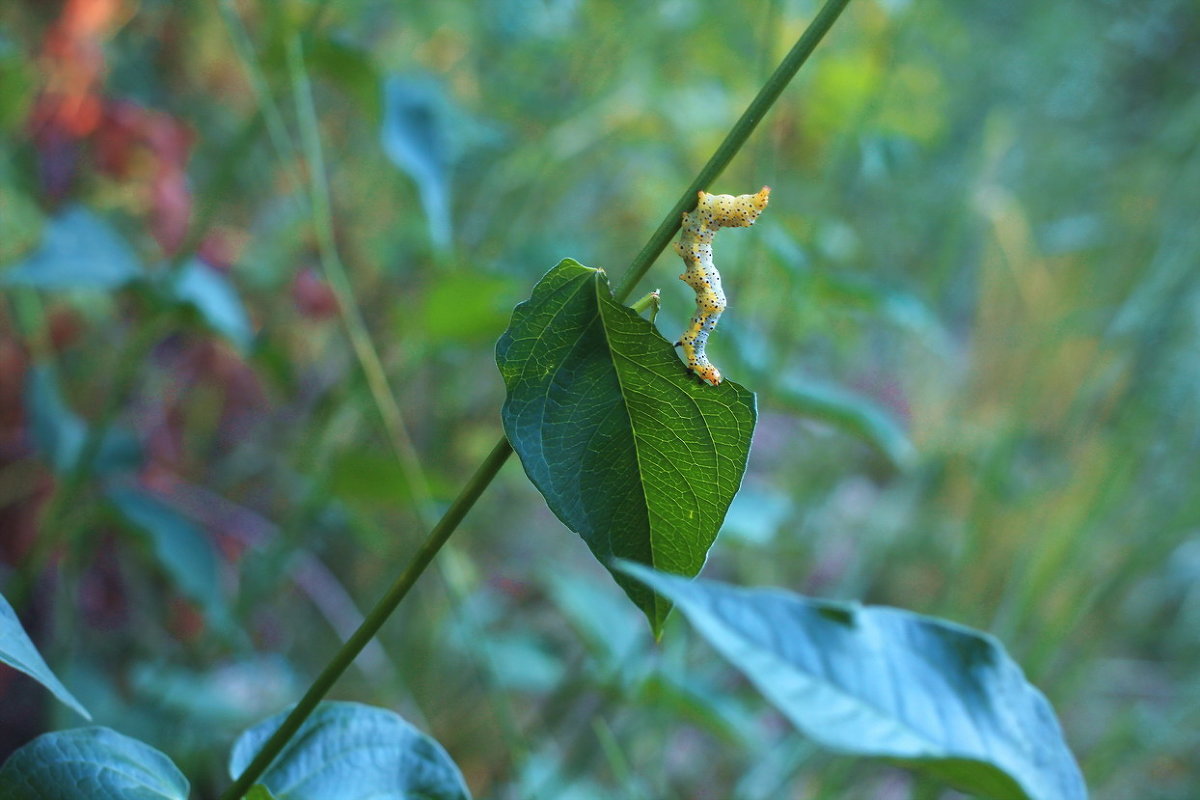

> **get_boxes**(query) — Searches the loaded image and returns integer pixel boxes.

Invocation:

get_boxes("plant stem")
[220,2,851,794]
[611,0,852,303]
[218,438,514,800]
[286,34,437,529]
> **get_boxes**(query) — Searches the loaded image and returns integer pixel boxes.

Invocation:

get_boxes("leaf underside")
[621,563,1088,800]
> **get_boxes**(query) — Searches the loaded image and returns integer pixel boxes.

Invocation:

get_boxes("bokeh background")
[1,0,1198,797]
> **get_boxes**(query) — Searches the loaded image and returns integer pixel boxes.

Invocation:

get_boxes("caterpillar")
[674,186,770,385]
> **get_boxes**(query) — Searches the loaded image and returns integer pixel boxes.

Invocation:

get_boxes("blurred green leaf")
[328,450,409,507]
[769,377,916,469]
[130,657,298,728]
[171,259,254,351]
[545,570,641,667]
[229,702,471,800]
[308,37,382,125]
[637,671,758,745]
[496,260,756,634]
[422,272,519,343]
[473,632,565,692]
[620,563,1087,800]
[26,364,142,476]
[246,786,279,800]
[107,486,225,621]
[0,36,35,131]
[0,727,188,800]
[0,207,142,290]
[381,76,454,249]
[0,591,91,720]
[0,184,43,262]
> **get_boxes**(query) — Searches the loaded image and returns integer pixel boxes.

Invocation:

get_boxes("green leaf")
[229,702,471,800]
[0,592,90,720]
[769,376,916,469]
[0,184,43,263]
[496,260,756,634]
[107,486,224,621]
[308,37,382,125]
[0,727,188,800]
[171,259,254,352]
[619,563,1087,800]
[421,272,519,343]
[381,76,454,249]
[0,206,142,290]
[246,786,278,800]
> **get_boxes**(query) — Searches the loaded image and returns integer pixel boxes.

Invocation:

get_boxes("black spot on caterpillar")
[673,186,770,385]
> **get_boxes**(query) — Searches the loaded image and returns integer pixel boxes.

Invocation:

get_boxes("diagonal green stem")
[218,438,514,800]
[612,0,852,303]
[220,2,850,796]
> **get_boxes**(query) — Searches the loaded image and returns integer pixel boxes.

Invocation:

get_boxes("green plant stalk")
[286,34,437,529]
[219,437,514,800]
[612,0,851,304]
[288,31,533,767]
[171,0,334,273]
[220,2,851,795]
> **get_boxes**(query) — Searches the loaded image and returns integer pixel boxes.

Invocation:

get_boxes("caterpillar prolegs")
[674,186,770,385]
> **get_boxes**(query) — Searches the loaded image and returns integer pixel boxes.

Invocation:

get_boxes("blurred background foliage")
[1,0,1198,797]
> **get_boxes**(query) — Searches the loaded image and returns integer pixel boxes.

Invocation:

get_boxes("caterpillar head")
[748,186,770,215]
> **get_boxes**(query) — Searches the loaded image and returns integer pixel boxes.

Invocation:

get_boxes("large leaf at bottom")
[496,259,756,633]
[229,702,470,800]
[620,563,1087,800]
[0,727,188,800]
[0,591,90,720]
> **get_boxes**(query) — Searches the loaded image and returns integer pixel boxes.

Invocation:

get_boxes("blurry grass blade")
[637,671,759,745]
[171,258,254,351]
[0,591,91,720]
[0,727,188,799]
[107,486,226,623]
[229,702,471,800]
[0,206,142,290]
[772,376,916,469]
[496,259,756,634]
[620,563,1087,800]
[381,76,454,249]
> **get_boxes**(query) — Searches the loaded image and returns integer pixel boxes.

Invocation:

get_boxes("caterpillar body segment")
[673,186,770,386]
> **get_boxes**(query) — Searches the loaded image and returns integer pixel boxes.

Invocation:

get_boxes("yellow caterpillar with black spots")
[674,186,770,385]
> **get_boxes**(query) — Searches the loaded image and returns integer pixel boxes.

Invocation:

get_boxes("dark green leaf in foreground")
[620,563,1087,800]
[229,702,471,800]
[0,591,90,720]
[497,260,756,633]
[0,727,188,800]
